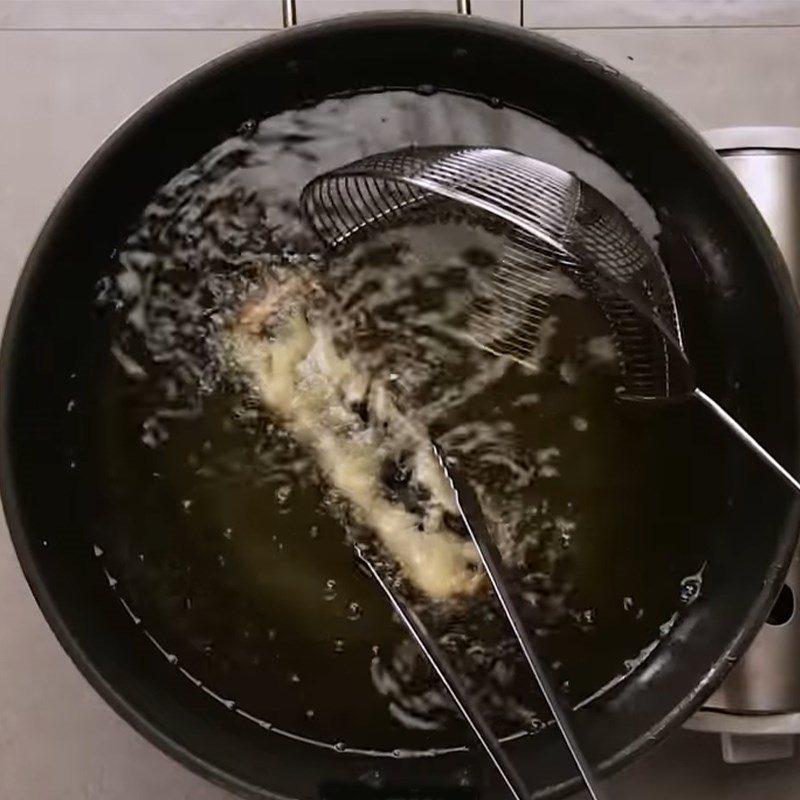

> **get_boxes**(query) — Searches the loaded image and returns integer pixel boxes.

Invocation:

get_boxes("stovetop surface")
[3,1,800,797]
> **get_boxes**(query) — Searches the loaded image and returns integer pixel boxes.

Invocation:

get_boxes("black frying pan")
[2,13,800,800]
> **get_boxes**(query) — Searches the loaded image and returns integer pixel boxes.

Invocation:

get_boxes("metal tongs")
[357,444,606,800]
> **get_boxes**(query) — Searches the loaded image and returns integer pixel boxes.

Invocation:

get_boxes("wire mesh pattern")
[566,181,687,398]
[301,145,689,400]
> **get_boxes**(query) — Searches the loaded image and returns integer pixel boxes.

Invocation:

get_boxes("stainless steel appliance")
[689,127,800,764]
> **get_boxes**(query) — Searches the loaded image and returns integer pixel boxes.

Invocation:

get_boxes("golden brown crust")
[228,278,483,600]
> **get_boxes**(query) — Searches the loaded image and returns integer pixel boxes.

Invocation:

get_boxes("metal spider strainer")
[299,145,800,800]
[300,145,800,495]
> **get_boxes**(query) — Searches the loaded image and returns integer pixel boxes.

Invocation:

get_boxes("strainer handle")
[695,389,800,495]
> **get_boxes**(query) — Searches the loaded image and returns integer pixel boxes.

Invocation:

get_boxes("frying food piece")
[229,277,482,600]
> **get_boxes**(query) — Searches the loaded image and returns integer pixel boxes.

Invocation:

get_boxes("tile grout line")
[0,27,278,32]
[2,23,800,32]
[520,23,800,31]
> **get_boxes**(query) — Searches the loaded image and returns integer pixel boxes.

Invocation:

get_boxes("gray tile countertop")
[3,2,800,798]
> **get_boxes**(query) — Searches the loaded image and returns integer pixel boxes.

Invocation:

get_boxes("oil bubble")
[237,119,257,138]
[680,577,701,604]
